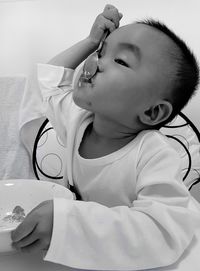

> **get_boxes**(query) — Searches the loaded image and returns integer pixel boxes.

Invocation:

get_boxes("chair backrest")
[160,112,200,191]
[32,118,66,185]
[32,112,200,191]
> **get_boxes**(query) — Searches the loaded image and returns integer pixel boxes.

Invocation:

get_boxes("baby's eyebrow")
[118,42,141,60]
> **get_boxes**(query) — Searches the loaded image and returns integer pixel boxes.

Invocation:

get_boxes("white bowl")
[0,179,73,254]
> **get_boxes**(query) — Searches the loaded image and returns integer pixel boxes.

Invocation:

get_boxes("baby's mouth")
[78,74,93,87]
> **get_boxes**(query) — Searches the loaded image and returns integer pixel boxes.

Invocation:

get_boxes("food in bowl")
[1,205,25,225]
[0,179,74,254]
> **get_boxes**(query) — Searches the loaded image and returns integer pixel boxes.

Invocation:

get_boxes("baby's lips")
[79,74,89,83]
[78,74,92,87]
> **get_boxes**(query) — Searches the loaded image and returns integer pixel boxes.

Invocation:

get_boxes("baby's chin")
[72,89,93,111]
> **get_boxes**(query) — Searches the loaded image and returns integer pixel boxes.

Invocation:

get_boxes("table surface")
[0,251,76,271]
[0,229,200,271]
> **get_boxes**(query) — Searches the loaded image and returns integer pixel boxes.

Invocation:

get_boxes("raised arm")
[11,3,123,254]
[48,4,123,69]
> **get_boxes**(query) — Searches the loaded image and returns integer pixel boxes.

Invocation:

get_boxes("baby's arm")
[11,4,123,253]
[38,5,122,142]
[48,4,122,69]
[43,143,200,270]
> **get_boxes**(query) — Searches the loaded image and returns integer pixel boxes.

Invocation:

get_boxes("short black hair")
[137,19,199,126]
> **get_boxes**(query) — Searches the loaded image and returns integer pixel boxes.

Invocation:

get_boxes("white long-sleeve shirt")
[37,63,200,270]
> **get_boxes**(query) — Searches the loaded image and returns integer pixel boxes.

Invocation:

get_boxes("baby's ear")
[139,101,173,126]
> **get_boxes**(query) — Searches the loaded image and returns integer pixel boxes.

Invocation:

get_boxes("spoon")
[82,31,109,81]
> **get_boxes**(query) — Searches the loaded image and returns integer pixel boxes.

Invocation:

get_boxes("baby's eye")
[114,58,129,67]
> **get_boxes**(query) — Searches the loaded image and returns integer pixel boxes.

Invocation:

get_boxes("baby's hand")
[89,4,123,45]
[11,200,53,253]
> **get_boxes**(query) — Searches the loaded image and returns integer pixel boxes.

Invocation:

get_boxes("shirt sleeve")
[44,135,200,270]
[37,63,75,145]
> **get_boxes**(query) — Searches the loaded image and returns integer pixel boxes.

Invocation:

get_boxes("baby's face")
[73,23,174,130]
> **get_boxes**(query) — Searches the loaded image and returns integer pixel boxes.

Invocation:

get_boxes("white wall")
[0,0,199,129]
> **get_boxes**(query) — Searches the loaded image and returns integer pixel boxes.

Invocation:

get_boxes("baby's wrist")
[85,36,100,50]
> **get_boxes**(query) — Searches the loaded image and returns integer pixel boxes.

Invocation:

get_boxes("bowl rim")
[0,179,54,186]
[0,179,61,234]
[0,225,17,233]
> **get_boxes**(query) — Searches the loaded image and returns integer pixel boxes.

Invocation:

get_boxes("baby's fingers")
[103,4,123,28]
[12,229,38,250]
[20,239,44,254]
[11,216,36,243]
